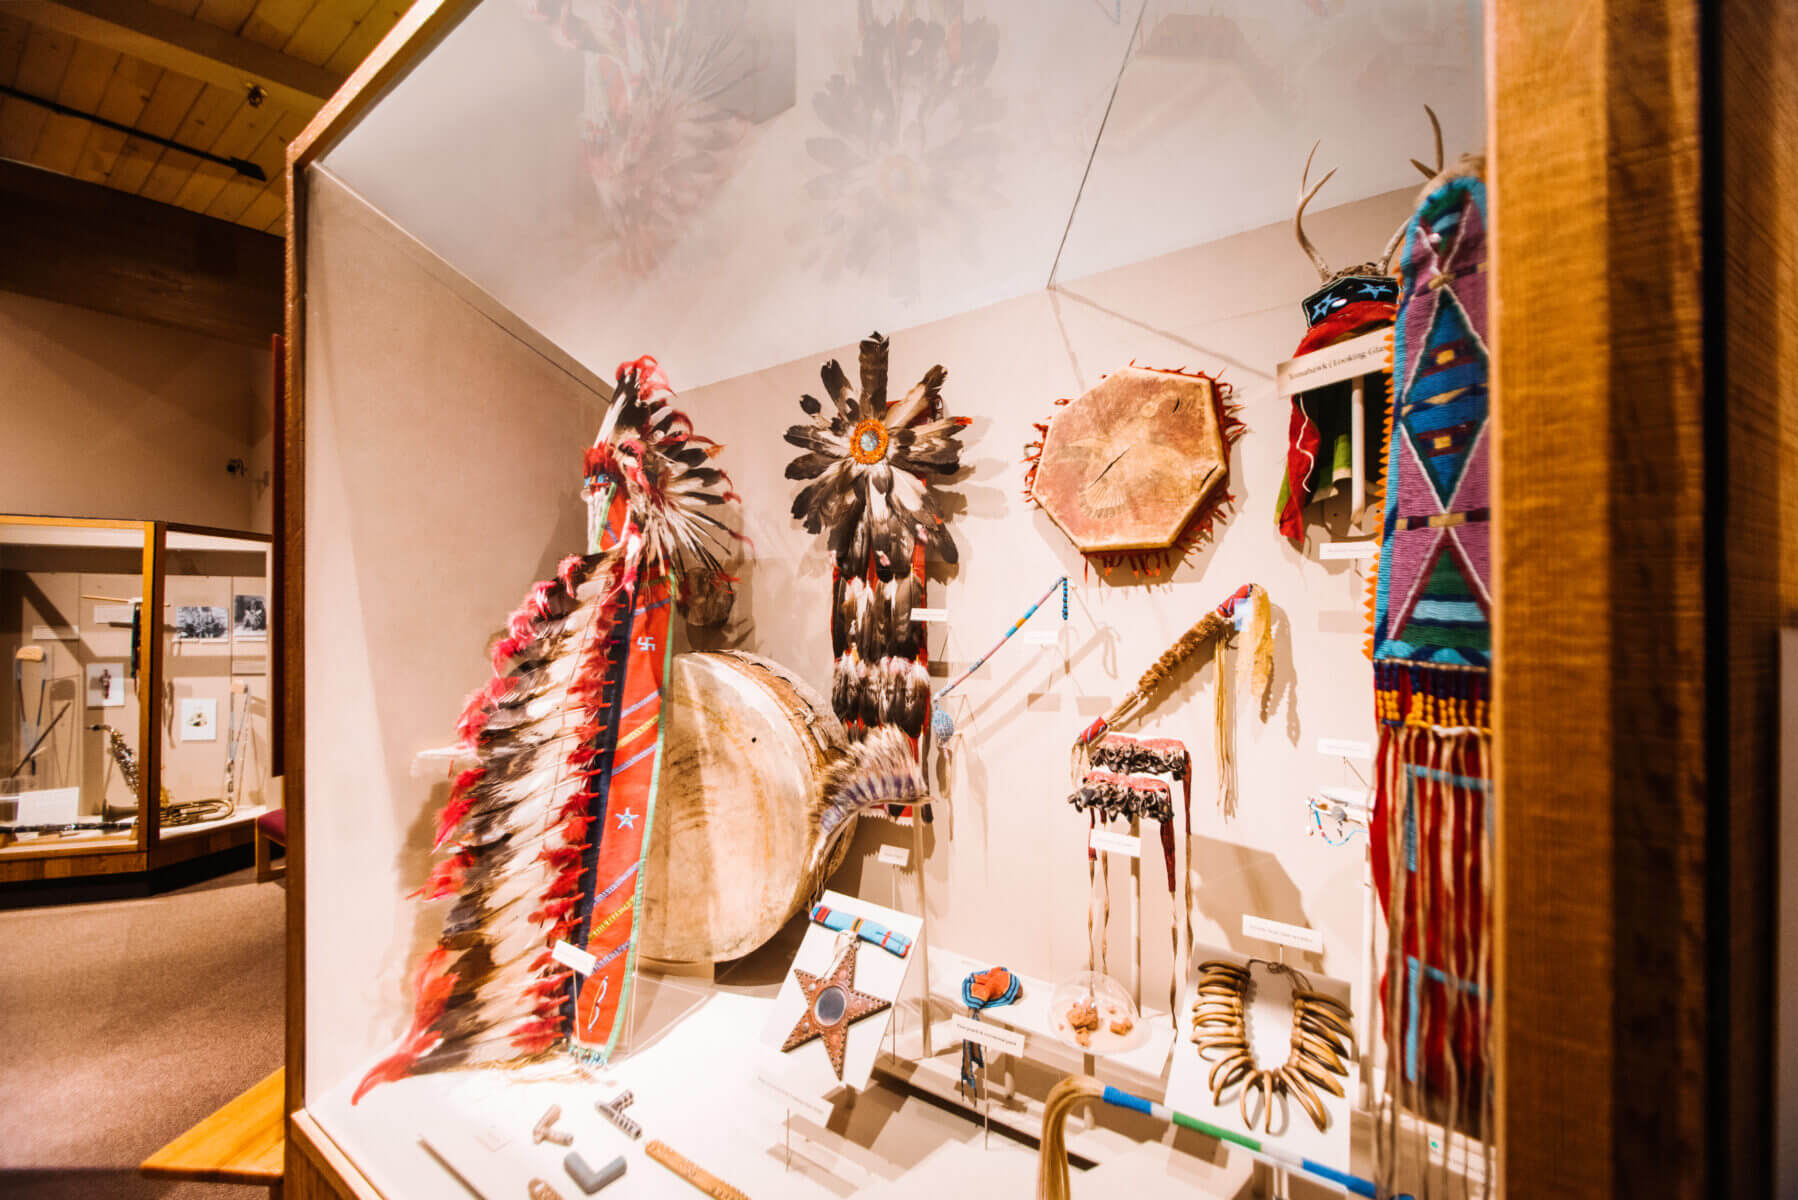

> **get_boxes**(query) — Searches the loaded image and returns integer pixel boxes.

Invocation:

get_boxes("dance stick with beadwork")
[1099,1085,1373,1197]
[930,575,1068,739]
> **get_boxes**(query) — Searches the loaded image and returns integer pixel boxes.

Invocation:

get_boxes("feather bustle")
[804,727,928,879]
[859,332,890,417]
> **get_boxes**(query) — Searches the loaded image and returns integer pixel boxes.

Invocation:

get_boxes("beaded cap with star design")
[781,940,891,1079]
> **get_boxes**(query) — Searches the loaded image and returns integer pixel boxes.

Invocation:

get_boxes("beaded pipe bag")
[1367,162,1494,1192]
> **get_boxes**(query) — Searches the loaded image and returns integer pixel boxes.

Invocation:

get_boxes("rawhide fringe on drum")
[355,356,743,1098]
[784,332,969,742]
[1367,161,1494,1198]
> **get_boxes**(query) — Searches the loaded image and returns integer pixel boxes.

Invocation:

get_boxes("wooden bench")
[255,808,287,882]
[142,1067,285,1196]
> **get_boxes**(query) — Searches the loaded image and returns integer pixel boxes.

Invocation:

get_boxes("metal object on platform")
[533,1105,573,1147]
[563,1151,627,1194]
[594,1094,642,1141]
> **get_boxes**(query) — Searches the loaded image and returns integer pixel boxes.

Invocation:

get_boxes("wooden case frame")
[279,1,1797,1195]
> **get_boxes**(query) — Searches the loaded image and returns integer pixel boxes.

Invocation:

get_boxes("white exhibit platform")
[310,941,1282,1200]
[314,979,1043,1200]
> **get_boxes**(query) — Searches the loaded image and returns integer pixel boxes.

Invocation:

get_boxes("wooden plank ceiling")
[0,0,409,234]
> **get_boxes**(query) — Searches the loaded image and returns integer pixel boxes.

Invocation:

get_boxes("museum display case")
[280,1,1779,1197]
[0,516,274,883]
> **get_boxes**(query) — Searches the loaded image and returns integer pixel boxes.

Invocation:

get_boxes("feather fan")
[804,726,928,878]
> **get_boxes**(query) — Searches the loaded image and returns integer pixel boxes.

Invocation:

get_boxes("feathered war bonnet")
[586,355,742,626]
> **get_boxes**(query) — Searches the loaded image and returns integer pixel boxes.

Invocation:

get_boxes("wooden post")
[140,523,165,853]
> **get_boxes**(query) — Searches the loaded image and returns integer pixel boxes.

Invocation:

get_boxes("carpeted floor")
[0,862,284,1199]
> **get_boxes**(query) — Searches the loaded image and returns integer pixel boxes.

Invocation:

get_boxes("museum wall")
[302,167,609,1094]
[0,290,272,532]
[302,149,1418,1097]
[248,349,278,535]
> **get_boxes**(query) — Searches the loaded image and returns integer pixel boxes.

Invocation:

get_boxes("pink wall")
[0,289,272,532]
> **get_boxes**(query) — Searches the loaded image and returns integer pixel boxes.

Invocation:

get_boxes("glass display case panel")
[295,1,1493,1195]
[1052,1,1486,283]
[157,529,274,842]
[0,517,150,859]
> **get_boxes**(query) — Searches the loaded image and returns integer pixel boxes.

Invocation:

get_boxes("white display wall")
[677,185,1414,1004]
[303,168,611,1096]
[303,156,1411,1093]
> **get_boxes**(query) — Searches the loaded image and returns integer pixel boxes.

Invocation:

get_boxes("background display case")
[0,516,274,883]
[281,1,1787,1197]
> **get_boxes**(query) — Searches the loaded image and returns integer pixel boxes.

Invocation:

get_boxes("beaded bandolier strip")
[568,493,673,1062]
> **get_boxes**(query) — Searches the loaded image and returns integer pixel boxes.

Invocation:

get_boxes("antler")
[1295,142,1336,282]
[1383,106,1449,268]
[1409,105,1443,181]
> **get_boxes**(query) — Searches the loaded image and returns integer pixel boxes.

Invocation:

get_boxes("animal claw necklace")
[1191,959,1353,1134]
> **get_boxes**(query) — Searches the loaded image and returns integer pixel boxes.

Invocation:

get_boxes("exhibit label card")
[1089,828,1141,858]
[1241,914,1324,954]
[1317,737,1373,760]
[1276,327,1390,397]
[910,607,949,623]
[552,939,598,975]
[1317,540,1380,561]
[947,1014,1027,1057]
[876,843,910,867]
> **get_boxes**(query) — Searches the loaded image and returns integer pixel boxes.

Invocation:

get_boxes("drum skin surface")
[640,651,848,963]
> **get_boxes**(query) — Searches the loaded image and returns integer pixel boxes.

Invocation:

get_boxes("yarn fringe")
[1371,669,1494,1198]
